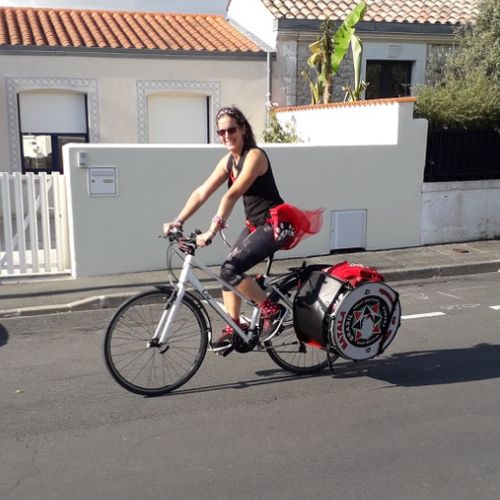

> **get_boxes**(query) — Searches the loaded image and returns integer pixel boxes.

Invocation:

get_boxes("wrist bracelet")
[211,215,227,228]
[174,218,184,228]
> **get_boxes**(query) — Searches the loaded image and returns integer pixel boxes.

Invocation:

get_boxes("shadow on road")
[332,343,500,387]
[161,370,330,397]
[148,343,500,397]
[0,324,9,347]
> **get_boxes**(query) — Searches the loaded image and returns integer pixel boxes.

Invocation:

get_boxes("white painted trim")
[423,180,500,192]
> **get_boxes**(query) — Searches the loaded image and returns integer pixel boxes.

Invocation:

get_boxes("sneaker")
[260,302,287,340]
[211,322,248,350]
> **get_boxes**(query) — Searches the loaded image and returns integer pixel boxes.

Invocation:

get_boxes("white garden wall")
[422,180,500,244]
[64,96,426,278]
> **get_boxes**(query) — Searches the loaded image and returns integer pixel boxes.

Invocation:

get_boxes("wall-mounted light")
[77,151,88,168]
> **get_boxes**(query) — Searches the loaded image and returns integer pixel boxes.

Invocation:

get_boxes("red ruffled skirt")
[247,203,324,250]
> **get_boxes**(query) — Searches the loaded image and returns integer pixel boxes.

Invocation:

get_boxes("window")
[365,60,412,99]
[21,134,87,173]
[18,91,89,173]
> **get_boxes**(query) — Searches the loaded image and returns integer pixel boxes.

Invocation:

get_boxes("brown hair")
[216,106,257,150]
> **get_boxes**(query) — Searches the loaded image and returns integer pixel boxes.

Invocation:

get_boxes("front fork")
[148,257,192,347]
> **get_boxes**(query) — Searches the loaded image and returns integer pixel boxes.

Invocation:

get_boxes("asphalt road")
[1,272,499,500]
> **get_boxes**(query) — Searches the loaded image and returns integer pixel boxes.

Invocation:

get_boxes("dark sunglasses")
[217,126,238,137]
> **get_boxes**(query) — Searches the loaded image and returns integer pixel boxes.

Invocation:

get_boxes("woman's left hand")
[196,230,214,247]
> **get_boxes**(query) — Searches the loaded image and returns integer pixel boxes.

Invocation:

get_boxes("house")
[0,1,482,174]
[0,6,267,173]
[227,0,480,105]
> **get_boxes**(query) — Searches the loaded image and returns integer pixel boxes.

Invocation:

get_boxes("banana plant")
[303,19,335,104]
[330,1,367,76]
[304,1,367,104]
[343,31,369,101]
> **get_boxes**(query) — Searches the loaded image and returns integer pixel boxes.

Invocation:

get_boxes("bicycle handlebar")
[160,228,202,254]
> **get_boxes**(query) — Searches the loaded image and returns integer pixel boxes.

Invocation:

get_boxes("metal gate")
[0,172,70,276]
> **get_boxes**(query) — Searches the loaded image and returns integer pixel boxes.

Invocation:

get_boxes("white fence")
[0,172,70,277]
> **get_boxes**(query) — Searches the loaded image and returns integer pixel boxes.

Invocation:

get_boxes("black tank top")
[227,147,284,226]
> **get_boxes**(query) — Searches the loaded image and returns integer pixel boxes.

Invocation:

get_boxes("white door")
[148,94,208,143]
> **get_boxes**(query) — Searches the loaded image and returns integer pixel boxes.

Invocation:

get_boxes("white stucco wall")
[422,180,500,244]
[0,52,267,173]
[275,98,419,145]
[64,112,426,277]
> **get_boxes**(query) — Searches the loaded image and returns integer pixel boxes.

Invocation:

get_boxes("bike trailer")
[293,261,401,360]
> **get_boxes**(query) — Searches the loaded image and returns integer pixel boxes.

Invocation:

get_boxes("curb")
[0,293,136,318]
[383,260,500,283]
[1,261,499,319]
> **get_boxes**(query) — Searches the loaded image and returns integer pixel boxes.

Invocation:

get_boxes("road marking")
[437,291,463,300]
[490,305,500,311]
[400,292,429,300]
[441,303,480,311]
[402,312,447,320]
[451,285,486,292]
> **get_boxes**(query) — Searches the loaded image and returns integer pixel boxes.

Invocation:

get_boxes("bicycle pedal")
[221,346,234,357]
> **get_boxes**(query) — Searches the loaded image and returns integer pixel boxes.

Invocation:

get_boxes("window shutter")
[148,94,208,143]
[19,91,87,134]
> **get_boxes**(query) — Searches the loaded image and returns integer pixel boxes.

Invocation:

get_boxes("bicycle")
[103,229,336,396]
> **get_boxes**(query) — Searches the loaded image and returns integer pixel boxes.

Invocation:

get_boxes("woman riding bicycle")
[163,106,322,349]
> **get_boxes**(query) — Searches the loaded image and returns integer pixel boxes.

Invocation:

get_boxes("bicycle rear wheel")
[264,280,333,375]
[104,288,208,396]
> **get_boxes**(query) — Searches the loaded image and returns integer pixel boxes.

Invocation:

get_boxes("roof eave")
[277,19,460,36]
[0,44,267,60]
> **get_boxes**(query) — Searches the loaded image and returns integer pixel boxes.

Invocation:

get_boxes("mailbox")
[88,167,118,197]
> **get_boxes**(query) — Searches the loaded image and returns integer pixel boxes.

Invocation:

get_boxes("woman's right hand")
[163,220,183,235]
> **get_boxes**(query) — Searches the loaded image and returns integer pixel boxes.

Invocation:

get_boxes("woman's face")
[217,115,244,154]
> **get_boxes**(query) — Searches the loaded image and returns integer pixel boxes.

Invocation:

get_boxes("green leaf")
[331,1,367,75]
[351,34,363,89]
[307,52,321,68]
[308,40,322,54]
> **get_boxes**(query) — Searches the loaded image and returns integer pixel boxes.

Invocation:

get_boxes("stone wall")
[277,38,368,106]
[425,44,455,85]
[274,36,455,106]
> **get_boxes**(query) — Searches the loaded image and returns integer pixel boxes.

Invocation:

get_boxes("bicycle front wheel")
[264,281,332,375]
[104,288,209,396]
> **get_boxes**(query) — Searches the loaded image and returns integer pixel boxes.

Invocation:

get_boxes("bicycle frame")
[151,250,284,347]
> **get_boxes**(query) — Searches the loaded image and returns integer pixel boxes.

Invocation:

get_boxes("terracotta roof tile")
[262,0,480,25]
[27,9,44,45]
[38,10,57,45]
[4,8,20,44]
[0,6,262,53]
[60,11,83,46]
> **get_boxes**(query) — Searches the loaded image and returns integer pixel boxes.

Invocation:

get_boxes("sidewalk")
[1,240,499,318]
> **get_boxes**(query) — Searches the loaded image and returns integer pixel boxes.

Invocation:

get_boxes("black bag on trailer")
[293,263,401,360]
[293,269,347,347]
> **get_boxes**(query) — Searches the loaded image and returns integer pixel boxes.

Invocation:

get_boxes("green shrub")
[415,71,500,130]
[261,111,303,143]
[415,0,500,131]
[446,0,500,83]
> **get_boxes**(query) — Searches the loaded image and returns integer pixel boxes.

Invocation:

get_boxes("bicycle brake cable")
[220,228,232,248]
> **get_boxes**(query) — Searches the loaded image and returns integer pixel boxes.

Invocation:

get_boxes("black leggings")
[220,224,281,290]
